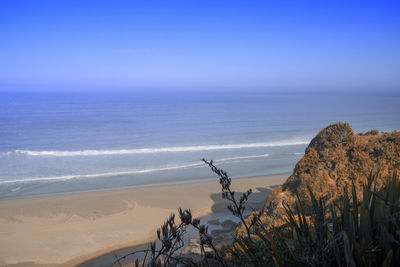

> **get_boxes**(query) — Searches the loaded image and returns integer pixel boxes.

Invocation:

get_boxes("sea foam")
[3,139,309,157]
[0,153,273,185]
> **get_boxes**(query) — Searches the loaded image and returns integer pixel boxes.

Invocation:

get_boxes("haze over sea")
[0,91,398,199]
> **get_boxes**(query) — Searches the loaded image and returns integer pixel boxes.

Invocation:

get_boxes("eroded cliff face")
[256,122,400,225]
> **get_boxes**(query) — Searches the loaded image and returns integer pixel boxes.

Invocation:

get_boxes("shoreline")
[0,173,289,266]
[1,171,288,201]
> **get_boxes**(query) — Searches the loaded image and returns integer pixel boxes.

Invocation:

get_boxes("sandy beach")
[0,173,288,267]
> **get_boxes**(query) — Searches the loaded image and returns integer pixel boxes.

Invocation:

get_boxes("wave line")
[3,140,310,157]
[0,153,276,185]
[0,162,204,185]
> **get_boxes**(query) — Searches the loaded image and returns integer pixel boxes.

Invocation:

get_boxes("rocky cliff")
[258,122,400,224]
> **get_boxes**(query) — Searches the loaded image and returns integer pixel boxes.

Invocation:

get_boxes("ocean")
[0,91,399,199]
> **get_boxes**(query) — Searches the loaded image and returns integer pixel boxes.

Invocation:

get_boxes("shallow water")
[1,91,399,199]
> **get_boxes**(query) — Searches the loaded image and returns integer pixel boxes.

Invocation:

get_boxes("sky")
[1,0,399,92]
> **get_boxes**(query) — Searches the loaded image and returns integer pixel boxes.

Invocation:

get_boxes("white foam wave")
[216,153,270,162]
[0,153,273,185]
[0,162,204,185]
[3,139,310,157]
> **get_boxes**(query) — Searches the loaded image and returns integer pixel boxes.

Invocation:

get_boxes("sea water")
[0,91,399,199]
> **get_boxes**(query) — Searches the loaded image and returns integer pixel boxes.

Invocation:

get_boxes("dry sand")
[0,173,288,267]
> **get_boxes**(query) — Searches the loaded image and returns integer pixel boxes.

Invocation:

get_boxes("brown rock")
[245,122,400,228]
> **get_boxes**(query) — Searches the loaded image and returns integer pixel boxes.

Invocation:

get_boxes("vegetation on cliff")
[230,171,399,266]
[258,122,400,226]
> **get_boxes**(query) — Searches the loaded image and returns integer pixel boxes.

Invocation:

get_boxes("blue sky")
[1,0,399,92]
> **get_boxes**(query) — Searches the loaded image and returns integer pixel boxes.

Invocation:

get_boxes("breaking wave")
[0,163,204,185]
[3,139,309,157]
[0,153,273,185]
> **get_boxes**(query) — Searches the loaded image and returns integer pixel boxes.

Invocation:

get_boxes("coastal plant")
[228,171,400,267]
[201,158,256,241]
[109,213,190,267]
[110,208,227,267]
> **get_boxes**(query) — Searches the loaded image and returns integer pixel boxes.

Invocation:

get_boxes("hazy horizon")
[1,0,400,93]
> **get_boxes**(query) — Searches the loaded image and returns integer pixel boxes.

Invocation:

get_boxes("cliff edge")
[258,122,400,225]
